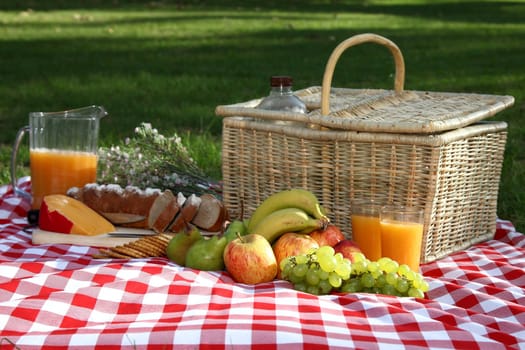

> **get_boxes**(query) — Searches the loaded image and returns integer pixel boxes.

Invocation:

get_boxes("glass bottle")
[256,76,307,114]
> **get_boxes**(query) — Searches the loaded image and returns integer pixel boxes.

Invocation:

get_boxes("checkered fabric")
[0,178,524,349]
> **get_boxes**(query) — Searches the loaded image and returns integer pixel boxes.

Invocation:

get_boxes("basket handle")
[321,33,405,115]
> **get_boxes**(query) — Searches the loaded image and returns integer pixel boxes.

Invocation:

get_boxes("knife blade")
[107,231,157,238]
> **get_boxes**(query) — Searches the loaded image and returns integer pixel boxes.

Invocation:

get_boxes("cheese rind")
[39,194,116,235]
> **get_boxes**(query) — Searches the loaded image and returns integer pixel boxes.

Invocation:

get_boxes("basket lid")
[295,86,514,133]
[216,33,515,134]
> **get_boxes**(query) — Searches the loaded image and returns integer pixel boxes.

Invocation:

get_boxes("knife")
[107,231,158,238]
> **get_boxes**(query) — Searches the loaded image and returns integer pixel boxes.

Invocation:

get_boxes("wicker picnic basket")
[215,33,514,263]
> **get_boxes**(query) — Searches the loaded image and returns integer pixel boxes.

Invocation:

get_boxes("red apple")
[309,224,345,247]
[333,239,362,262]
[223,233,277,285]
[272,232,319,278]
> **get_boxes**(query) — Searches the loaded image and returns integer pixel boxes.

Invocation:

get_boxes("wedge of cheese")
[39,194,115,235]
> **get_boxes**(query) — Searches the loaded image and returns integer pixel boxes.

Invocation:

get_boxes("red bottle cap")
[270,76,293,87]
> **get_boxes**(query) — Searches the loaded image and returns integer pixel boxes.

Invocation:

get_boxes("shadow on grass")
[1,0,524,25]
[0,2,523,153]
[1,25,523,142]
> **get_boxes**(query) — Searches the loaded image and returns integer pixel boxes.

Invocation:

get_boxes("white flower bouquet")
[98,123,221,196]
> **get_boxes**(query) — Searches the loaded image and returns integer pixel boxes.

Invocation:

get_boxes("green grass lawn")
[0,0,524,232]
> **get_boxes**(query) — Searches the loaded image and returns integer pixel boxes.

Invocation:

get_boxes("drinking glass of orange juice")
[11,106,107,210]
[379,206,424,272]
[351,200,382,261]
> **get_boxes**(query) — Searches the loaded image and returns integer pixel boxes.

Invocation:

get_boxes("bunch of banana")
[246,188,329,243]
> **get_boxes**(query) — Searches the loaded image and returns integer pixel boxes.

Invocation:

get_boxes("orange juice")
[30,148,97,209]
[351,214,381,261]
[380,219,423,272]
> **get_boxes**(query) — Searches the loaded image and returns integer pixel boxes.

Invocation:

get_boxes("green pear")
[224,219,248,243]
[185,235,228,271]
[166,227,202,266]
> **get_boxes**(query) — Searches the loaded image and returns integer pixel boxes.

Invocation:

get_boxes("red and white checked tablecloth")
[0,177,524,350]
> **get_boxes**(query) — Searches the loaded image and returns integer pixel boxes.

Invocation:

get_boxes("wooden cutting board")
[32,227,156,247]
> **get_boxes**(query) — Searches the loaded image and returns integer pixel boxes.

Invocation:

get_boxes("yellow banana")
[247,188,329,232]
[251,207,325,243]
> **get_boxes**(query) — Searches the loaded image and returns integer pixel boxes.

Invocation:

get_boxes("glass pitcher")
[11,105,107,210]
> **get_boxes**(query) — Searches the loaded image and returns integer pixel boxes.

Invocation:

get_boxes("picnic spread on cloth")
[1,178,524,349]
[2,33,523,350]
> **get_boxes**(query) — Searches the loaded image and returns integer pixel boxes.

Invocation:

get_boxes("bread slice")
[167,212,185,233]
[181,194,202,222]
[148,190,180,233]
[191,194,228,232]
[167,193,202,233]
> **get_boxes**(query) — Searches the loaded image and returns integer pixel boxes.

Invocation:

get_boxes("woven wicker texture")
[216,88,513,135]
[216,33,513,262]
[221,119,507,262]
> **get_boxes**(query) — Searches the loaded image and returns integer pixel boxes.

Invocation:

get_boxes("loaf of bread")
[66,184,228,234]
[67,184,161,228]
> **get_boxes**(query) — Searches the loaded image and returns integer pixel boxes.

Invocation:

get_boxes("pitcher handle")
[11,125,32,200]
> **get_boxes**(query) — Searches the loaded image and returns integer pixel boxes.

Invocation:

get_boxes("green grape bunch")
[280,246,430,297]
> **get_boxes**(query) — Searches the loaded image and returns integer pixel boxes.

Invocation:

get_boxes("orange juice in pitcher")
[11,105,107,211]
[29,148,98,210]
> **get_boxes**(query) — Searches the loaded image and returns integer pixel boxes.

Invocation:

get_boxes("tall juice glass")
[11,106,107,210]
[379,206,424,272]
[351,200,381,261]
